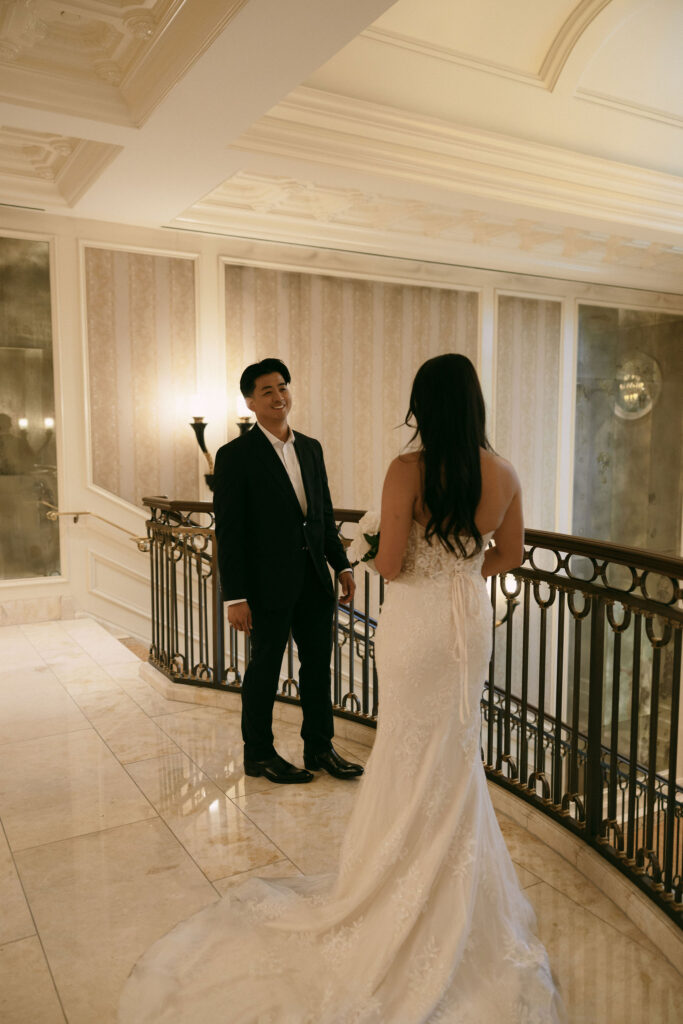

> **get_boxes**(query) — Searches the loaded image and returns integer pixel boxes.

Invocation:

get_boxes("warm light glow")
[44,416,54,429]
[18,417,28,430]
[237,393,252,420]
[189,392,204,419]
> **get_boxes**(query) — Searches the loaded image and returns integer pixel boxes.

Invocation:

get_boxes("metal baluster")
[520,580,530,787]
[347,587,357,712]
[568,600,583,810]
[187,542,194,675]
[553,590,565,806]
[626,615,642,861]
[333,576,341,706]
[487,573,497,767]
[503,580,516,778]
[664,627,681,899]
[149,524,157,658]
[642,619,669,884]
[362,572,370,716]
[211,536,224,686]
[586,596,606,842]
[374,574,384,718]
[182,537,190,674]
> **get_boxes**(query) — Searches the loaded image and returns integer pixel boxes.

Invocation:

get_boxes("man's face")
[246,372,292,429]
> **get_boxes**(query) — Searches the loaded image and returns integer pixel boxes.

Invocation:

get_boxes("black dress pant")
[241,555,335,761]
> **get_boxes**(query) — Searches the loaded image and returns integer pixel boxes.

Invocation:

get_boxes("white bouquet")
[347,510,381,570]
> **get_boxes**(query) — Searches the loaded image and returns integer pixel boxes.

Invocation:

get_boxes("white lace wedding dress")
[119,522,565,1024]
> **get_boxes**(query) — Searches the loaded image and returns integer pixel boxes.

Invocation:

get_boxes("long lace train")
[119,524,565,1023]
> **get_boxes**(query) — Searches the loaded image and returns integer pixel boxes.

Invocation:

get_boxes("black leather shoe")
[304,746,364,779]
[244,754,313,784]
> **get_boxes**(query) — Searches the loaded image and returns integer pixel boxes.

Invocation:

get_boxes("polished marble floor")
[0,618,681,1023]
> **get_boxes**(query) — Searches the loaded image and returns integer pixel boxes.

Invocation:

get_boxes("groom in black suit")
[213,358,363,784]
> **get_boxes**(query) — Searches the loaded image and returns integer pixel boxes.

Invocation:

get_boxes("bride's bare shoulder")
[481,449,521,491]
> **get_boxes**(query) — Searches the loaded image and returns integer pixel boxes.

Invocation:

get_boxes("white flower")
[358,509,381,535]
[347,530,371,564]
[347,509,380,567]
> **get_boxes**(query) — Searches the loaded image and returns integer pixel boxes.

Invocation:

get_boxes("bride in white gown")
[119,354,565,1023]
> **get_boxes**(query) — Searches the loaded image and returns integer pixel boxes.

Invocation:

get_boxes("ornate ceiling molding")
[175,170,683,292]
[0,125,120,205]
[362,1,614,93]
[0,0,249,126]
[539,0,613,90]
[233,88,683,237]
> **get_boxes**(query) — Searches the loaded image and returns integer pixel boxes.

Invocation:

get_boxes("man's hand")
[338,571,356,606]
[228,601,252,634]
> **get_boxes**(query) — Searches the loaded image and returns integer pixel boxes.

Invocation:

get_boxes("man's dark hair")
[239,358,291,397]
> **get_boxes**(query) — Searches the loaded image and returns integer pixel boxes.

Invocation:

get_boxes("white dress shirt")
[259,422,307,515]
[225,422,351,608]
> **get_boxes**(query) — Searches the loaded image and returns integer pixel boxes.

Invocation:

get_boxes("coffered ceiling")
[0,0,681,290]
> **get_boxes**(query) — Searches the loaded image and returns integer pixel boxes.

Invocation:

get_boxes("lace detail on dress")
[399,520,488,581]
[118,523,565,1024]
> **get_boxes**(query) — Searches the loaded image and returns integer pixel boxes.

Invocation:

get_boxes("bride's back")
[412,448,518,538]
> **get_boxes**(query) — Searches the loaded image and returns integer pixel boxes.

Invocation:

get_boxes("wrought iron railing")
[143,497,682,926]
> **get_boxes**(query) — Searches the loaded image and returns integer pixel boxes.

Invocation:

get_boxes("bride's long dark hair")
[405,353,492,558]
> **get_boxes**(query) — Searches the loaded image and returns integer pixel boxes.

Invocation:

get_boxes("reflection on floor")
[0,619,681,1023]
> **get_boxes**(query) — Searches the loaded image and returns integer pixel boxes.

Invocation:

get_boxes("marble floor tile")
[234,779,360,875]
[0,936,65,1024]
[527,881,683,1023]
[42,652,114,685]
[87,704,182,764]
[15,818,217,1024]
[0,823,34,945]
[154,706,278,797]
[0,666,90,745]
[0,729,155,851]
[0,626,48,670]
[497,814,653,950]
[61,677,127,710]
[127,752,284,880]
[213,856,303,895]
[513,861,541,889]
[110,672,196,718]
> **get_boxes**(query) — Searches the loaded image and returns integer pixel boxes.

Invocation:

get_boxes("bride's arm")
[482,471,524,578]
[374,457,417,580]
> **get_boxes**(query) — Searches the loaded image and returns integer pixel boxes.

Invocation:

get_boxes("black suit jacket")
[213,425,350,610]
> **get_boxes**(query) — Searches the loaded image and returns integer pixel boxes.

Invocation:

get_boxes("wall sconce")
[188,395,214,491]
[614,352,662,421]
[18,417,28,431]
[190,415,214,491]
[236,393,253,436]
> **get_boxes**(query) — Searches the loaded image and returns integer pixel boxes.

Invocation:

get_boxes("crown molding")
[361,27,545,90]
[0,125,120,207]
[539,0,612,91]
[576,88,683,130]
[175,171,683,294]
[121,0,249,127]
[57,139,121,206]
[234,88,683,237]
[363,1,613,93]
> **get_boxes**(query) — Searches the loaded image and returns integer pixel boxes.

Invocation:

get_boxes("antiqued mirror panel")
[573,305,683,556]
[0,236,60,580]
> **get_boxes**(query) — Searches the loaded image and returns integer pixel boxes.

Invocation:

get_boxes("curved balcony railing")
[142,497,682,927]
